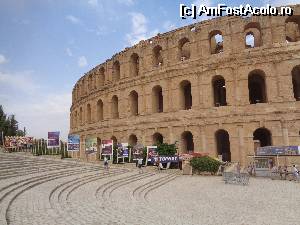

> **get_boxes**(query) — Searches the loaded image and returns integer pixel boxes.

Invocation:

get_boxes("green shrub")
[157,143,177,156]
[190,156,221,174]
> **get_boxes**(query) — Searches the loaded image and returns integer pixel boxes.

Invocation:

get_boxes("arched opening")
[253,128,272,147]
[292,66,300,101]
[129,134,138,146]
[209,30,223,54]
[244,22,262,48]
[178,37,190,61]
[98,67,105,87]
[86,104,91,123]
[153,132,163,145]
[130,53,139,77]
[181,131,194,153]
[285,15,300,43]
[212,76,227,106]
[111,95,119,119]
[113,61,120,81]
[180,80,192,110]
[245,32,255,48]
[79,107,83,124]
[152,85,163,113]
[111,136,118,147]
[153,45,163,66]
[215,129,231,162]
[248,71,267,104]
[129,90,138,116]
[97,99,103,121]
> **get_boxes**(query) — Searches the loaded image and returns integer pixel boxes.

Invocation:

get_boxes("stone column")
[237,125,245,165]
[168,126,174,144]
[200,126,207,152]
[80,135,85,159]
[281,121,290,146]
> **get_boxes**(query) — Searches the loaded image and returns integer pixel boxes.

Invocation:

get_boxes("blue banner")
[151,156,179,163]
[256,146,300,155]
[67,134,80,151]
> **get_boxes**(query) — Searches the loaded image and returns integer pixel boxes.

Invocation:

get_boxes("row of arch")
[72,66,300,126]
[105,127,272,162]
[73,16,300,100]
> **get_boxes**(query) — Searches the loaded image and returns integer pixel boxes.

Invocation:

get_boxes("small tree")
[190,156,221,174]
[157,142,177,156]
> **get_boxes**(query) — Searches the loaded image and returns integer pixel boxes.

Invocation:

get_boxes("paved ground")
[0,152,299,225]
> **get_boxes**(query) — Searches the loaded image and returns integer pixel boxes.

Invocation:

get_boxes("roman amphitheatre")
[70,4,300,165]
[2,5,300,225]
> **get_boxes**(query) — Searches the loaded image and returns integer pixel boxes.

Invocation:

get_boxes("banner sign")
[256,146,300,155]
[150,155,180,163]
[85,137,97,154]
[47,131,60,147]
[117,143,129,158]
[147,146,158,161]
[132,143,144,160]
[67,134,80,151]
[102,140,113,155]
[4,136,33,148]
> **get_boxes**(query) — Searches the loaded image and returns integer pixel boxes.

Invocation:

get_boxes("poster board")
[85,137,97,154]
[132,143,144,161]
[47,131,60,148]
[67,134,80,151]
[101,140,113,156]
[256,146,300,155]
[117,143,129,163]
[4,136,33,148]
[147,146,158,162]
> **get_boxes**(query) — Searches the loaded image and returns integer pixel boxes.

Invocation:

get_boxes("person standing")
[104,156,109,173]
[138,158,143,174]
[292,165,299,181]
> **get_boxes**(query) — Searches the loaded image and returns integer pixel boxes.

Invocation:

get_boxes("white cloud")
[118,0,135,6]
[2,92,71,140]
[192,0,211,7]
[0,54,8,64]
[88,0,98,7]
[78,56,88,67]
[0,70,71,140]
[126,12,158,46]
[65,48,73,57]
[0,70,39,94]
[66,15,81,24]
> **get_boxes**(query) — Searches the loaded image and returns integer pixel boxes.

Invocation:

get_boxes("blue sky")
[0,0,297,140]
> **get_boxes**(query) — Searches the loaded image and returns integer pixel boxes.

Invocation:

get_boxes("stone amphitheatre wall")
[70,5,300,165]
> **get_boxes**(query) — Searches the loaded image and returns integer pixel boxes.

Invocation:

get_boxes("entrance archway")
[129,134,138,146]
[181,131,194,153]
[111,136,118,147]
[153,132,163,145]
[215,129,231,162]
[253,128,272,147]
